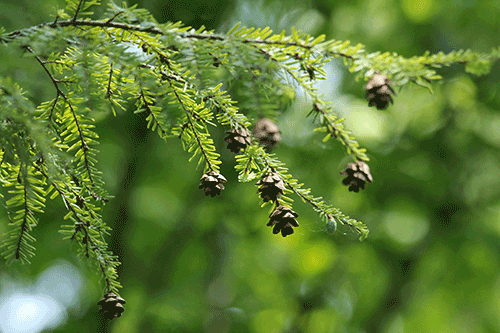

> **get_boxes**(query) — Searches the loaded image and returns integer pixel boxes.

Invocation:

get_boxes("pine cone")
[341,161,373,192]
[365,74,395,110]
[224,127,252,153]
[256,171,286,202]
[199,170,227,197]
[252,118,281,151]
[267,205,299,237]
[97,293,126,320]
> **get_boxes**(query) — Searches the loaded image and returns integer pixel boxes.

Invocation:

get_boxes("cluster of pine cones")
[198,117,282,198]
[198,119,301,237]
[198,75,383,233]
[99,74,387,321]
[223,118,282,153]
[199,71,386,198]
[256,171,299,237]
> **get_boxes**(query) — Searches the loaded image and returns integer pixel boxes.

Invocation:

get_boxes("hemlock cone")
[267,205,299,237]
[252,118,282,151]
[97,293,126,320]
[224,127,252,153]
[199,170,227,197]
[341,161,373,192]
[256,171,286,202]
[365,74,396,110]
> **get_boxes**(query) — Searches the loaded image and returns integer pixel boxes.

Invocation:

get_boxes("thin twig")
[105,11,124,24]
[106,63,113,99]
[51,16,59,27]
[15,165,30,260]
[71,0,85,23]
[139,90,167,136]
[164,77,215,171]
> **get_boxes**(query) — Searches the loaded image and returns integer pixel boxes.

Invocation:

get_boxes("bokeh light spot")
[383,199,430,248]
[251,309,286,333]
[292,241,337,277]
[402,0,440,23]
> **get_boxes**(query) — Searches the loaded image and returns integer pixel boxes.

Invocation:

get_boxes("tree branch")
[15,167,30,260]
[138,90,167,136]
[29,48,95,186]
[35,163,113,291]
[1,19,312,50]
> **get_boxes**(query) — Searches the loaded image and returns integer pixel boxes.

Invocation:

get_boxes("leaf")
[227,22,242,35]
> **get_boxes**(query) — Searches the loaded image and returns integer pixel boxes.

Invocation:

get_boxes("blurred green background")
[1,0,500,332]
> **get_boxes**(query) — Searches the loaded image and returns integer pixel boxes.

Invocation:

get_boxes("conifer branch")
[2,1,499,316]
[257,149,369,239]
[167,77,216,171]
[0,148,5,167]
[1,20,306,48]
[0,155,46,264]
[250,43,369,161]
[29,47,63,94]
[37,165,90,236]
[106,64,113,99]
[138,90,167,136]
[48,95,60,122]
[2,18,498,84]
[15,166,30,260]
[311,103,369,161]
[35,163,118,293]
[30,48,95,186]
[64,100,94,184]
[140,63,250,131]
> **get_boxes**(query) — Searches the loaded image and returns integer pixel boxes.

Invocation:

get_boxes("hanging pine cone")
[256,171,286,202]
[341,161,373,192]
[199,170,227,197]
[252,118,281,151]
[97,292,126,320]
[267,205,299,237]
[224,127,252,153]
[365,74,395,110]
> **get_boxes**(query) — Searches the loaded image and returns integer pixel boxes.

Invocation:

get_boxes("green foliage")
[0,0,499,299]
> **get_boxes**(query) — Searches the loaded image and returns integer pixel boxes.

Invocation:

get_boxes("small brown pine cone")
[256,171,286,202]
[97,293,126,320]
[267,205,299,237]
[365,74,396,110]
[199,170,227,197]
[341,161,373,192]
[252,118,282,151]
[224,127,252,153]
